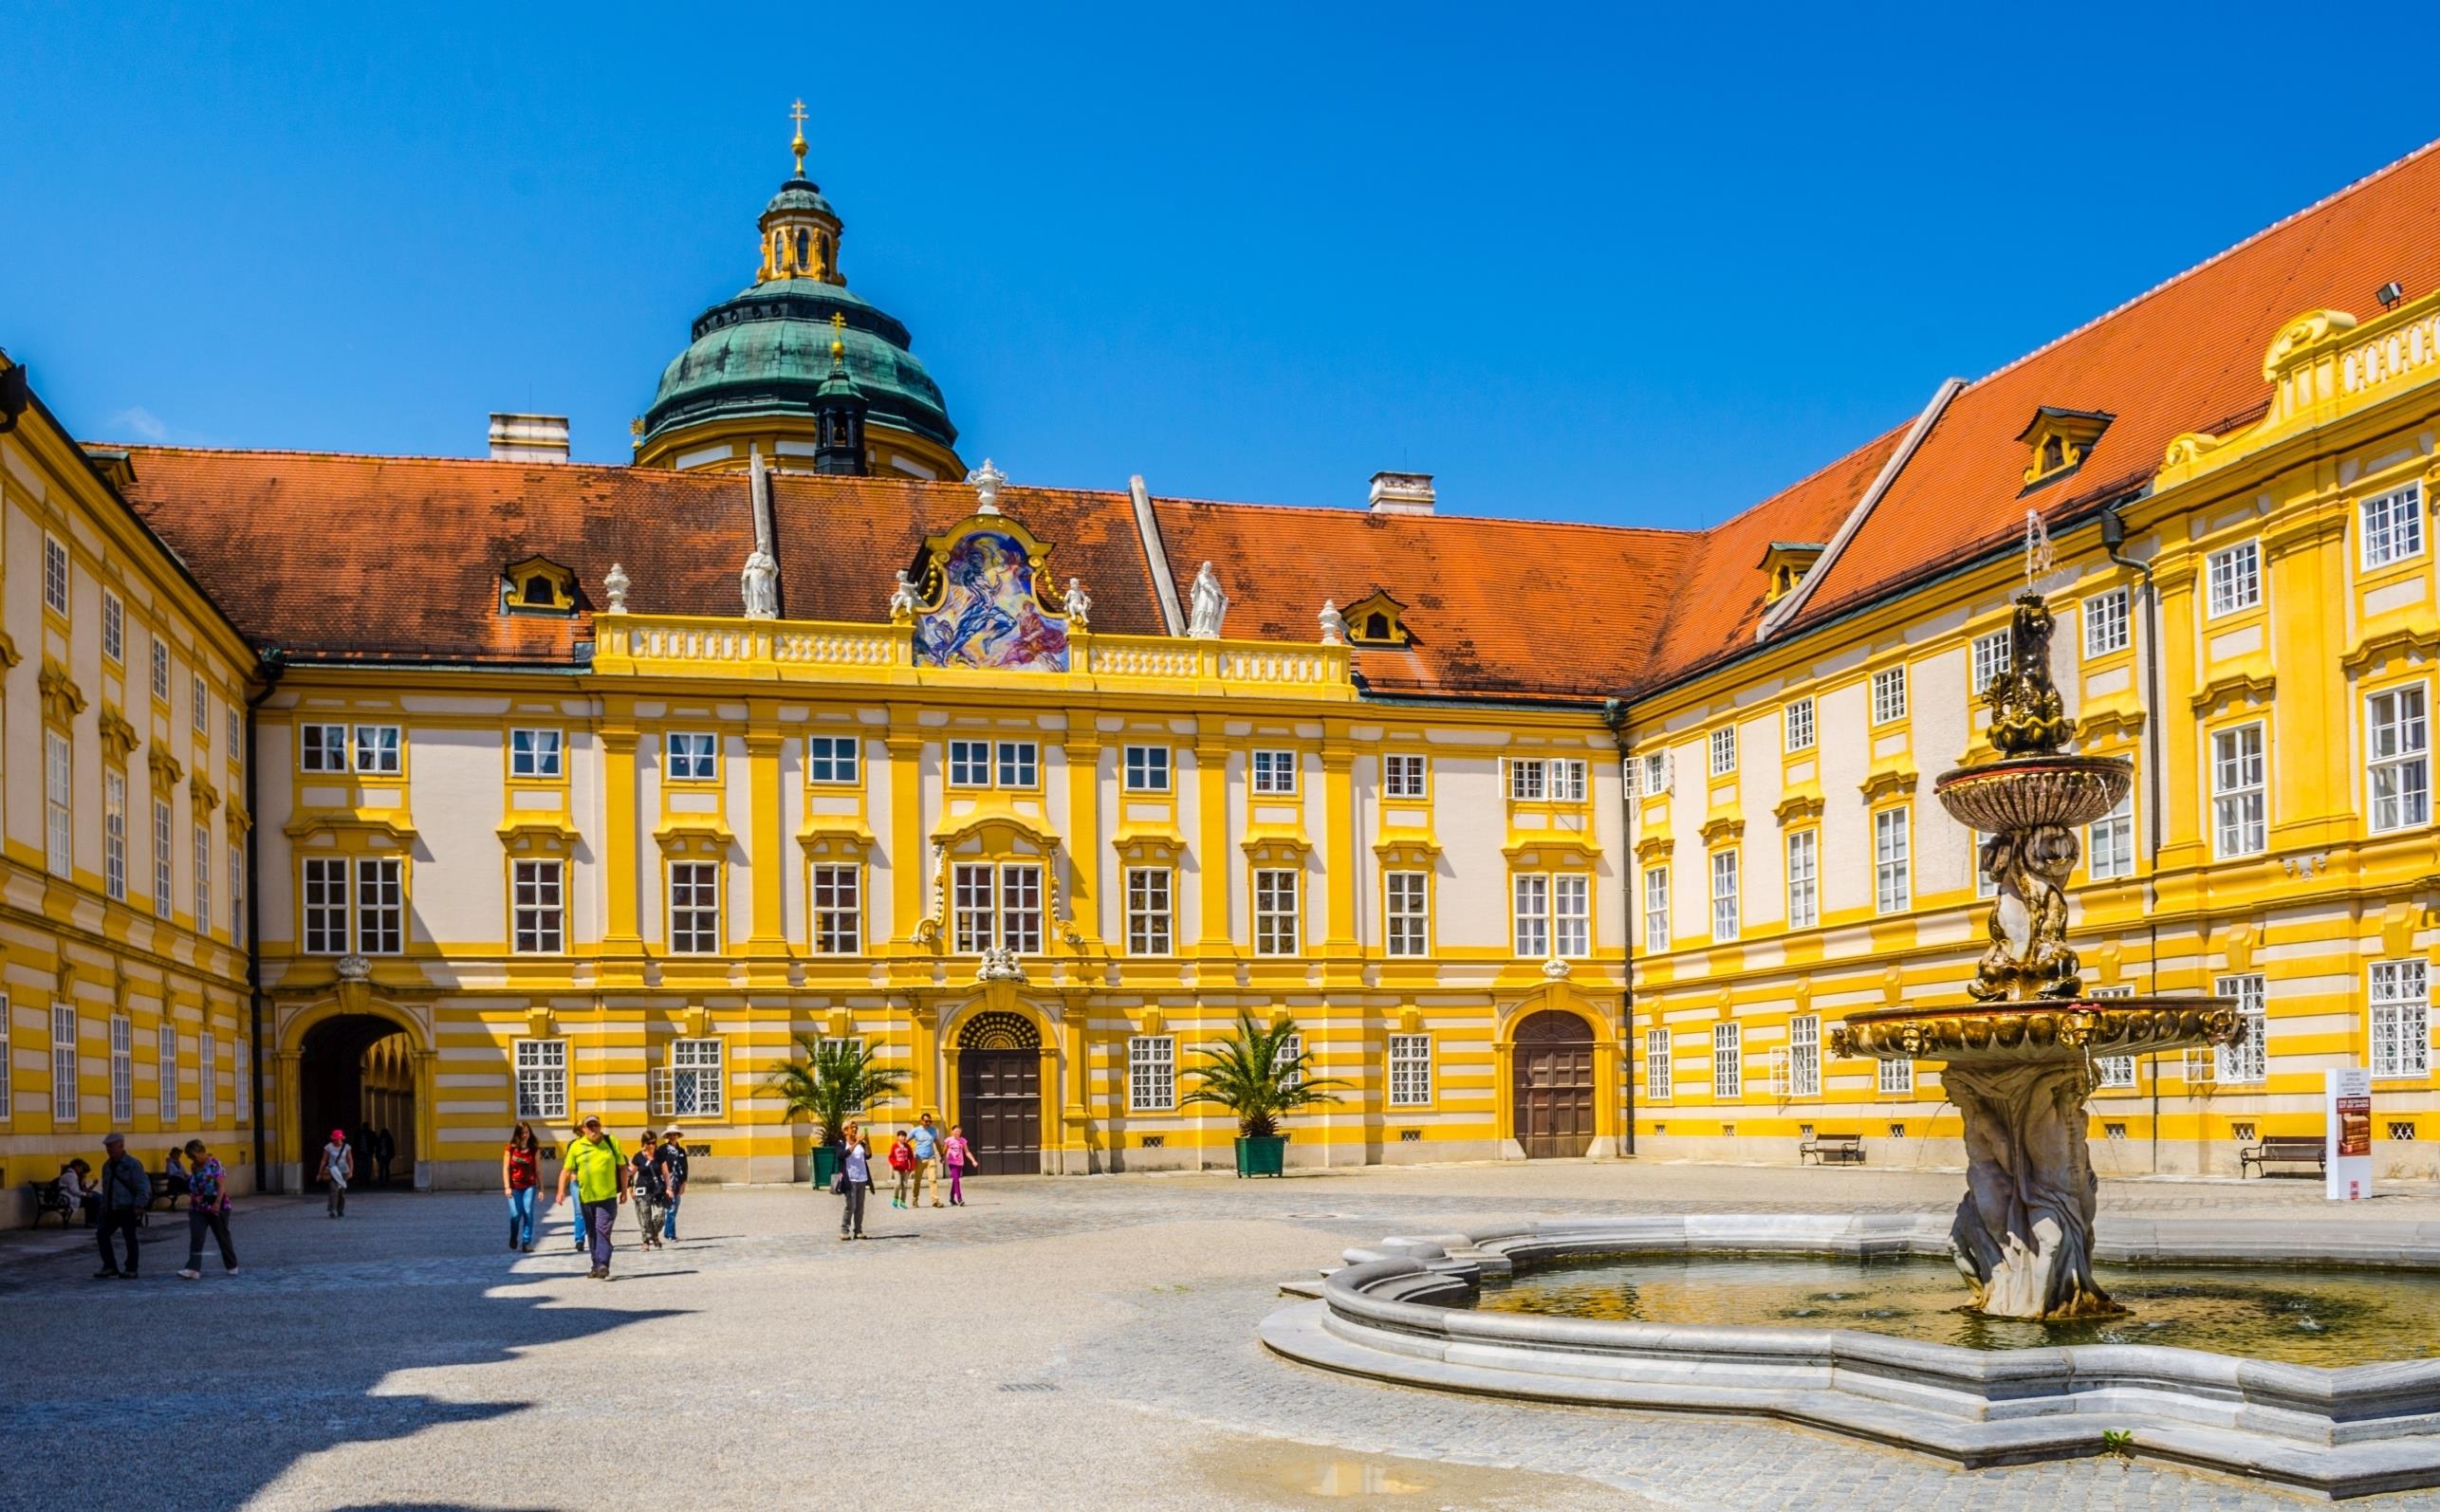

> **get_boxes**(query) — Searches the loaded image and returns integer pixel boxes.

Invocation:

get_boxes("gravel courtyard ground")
[4,1160,2437,1511]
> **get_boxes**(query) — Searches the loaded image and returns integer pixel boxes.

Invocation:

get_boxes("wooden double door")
[957,1049,1042,1175]
[1511,1010,1596,1158]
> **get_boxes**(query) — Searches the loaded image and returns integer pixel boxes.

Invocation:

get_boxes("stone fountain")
[1830,583,2235,1320]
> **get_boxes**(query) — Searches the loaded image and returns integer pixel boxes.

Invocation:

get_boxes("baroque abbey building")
[6,128,2440,1212]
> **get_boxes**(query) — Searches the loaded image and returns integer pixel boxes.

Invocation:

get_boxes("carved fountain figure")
[1831,534,2236,1320]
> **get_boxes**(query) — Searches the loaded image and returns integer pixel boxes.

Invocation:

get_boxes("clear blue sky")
[4,3,2430,531]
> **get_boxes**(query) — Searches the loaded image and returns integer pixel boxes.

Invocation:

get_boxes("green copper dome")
[642,279,956,452]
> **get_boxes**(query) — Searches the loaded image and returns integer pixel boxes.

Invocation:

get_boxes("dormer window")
[502,556,578,615]
[1758,543,1825,605]
[2016,407,2114,489]
[1340,590,1413,647]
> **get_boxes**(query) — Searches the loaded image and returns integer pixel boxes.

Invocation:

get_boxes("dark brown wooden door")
[959,1050,1041,1175]
[1512,1010,1596,1158]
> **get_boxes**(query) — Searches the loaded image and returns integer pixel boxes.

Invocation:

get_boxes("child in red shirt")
[887,1131,915,1208]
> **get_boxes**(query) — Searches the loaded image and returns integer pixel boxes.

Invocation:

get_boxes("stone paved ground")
[3,1161,2437,1511]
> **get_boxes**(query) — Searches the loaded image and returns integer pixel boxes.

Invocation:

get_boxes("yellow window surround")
[2016,407,2113,488]
[1758,543,1825,605]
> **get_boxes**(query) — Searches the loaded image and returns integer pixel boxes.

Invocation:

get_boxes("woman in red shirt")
[503,1122,542,1252]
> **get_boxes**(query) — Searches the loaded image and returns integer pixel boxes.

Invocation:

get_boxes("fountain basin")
[1832,996,2237,1065]
[1934,752,2131,832]
[1261,1215,2440,1498]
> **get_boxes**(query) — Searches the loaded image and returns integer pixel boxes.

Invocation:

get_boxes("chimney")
[1367,470,1434,515]
[490,413,569,463]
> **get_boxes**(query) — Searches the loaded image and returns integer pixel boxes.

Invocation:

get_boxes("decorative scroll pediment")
[39,656,86,726]
[98,703,141,764]
[147,746,185,797]
[190,773,222,813]
[908,515,1073,673]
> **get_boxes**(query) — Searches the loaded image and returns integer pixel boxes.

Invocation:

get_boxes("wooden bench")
[28,1177,75,1227]
[2241,1135,2325,1177]
[146,1173,187,1212]
[1799,1133,1866,1166]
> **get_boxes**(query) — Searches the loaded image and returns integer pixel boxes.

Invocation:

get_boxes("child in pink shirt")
[943,1126,974,1207]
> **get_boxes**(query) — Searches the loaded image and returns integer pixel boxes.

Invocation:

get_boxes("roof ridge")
[1971,133,2440,389]
[1151,491,1689,540]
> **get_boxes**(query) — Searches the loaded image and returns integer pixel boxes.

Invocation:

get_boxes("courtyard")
[6,1161,2437,1511]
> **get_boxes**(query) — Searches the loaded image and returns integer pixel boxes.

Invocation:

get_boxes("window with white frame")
[152,799,174,917]
[352,724,401,775]
[1512,874,1549,958]
[1710,850,1740,942]
[2371,961,2431,1080]
[303,857,348,953]
[1254,868,1301,955]
[234,1038,250,1122]
[1642,865,1669,949]
[2206,541,2262,618]
[2095,1055,2137,1090]
[1553,873,1590,957]
[356,857,403,954]
[226,707,240,755]
[1784,696,1815,753]
[2367,685,2430,833]
[1388,1033,1433,1107]
[1785,829,1819,930]
[513,859,564,953]
[805,733,860,784]
[51,1003,79,1121]
[2084,588,2130,657]
[1712,1023,1741,1100]
[0,995,9,1119]
[1128,1035,1175,1111]
[1790,1014,1821,1098]
[300,723,348,772]
[948,739,991,787]
[1639,750,1668,795]
[43,535,69,614]
[1878,1056,1914,1096]
[1971,629,2012,694]
[668,1039,724,1117]
[1125,867,1172,955]
[103,771,127,901]
[1385,871,1429,956]
[952,864,993,952]
[1272,1032,1304,1091]
[668,861,719,953]
[1001,865,1043,952]
[1641,1026,1673,1101]
[231,839,245,949]
[109,1015,132,1123]
[1250,749,1298,794]
[158,1020,178,1111]
[150,638,169,701]
[509,728,563,779]
[199,1034,217,1125]
[1382,752,1427,799]
[2213,973,2267,1084]
[665,731,716,781]
[1508,757,1546,801]
[995,740,1039,787]
[1709,727,1737,777]
[2361,482,2425,570]
[44,731,72,879]
[102,591,123,663]
[515,1039,567,1121]
[1122,745,1170,792]
[1871,666,1908,725]
[2089,792,2135,879]
[952,862,1042,953]
[194,824,213,933]
[811,864,860,953]
[192,673,209,734]
[2210,723,2267,857]
[1549,758,1587,802]
[1873,807,1911,913]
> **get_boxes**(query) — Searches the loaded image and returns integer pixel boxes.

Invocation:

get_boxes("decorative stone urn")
[1831,589,2235,1320]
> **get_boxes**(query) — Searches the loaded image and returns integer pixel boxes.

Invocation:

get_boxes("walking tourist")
[92,1133,149,1279]
[835,1120,871,1240]
[176,1138,238,1279]
[568,1121,590,1252]
[503,1122,541,1251]
[628,1130,666,1250]
[319,1129,353,1218]
[910,1112,943,1208]
[555,1116,627,1279]
[654,1128,689,1242]
[374,1127,397,1187]
[887,1130,914,1208]
[59,1158,98,1225]
[943,1124,974,1207]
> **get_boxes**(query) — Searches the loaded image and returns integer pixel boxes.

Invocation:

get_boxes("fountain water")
[1829,555,2235,1319]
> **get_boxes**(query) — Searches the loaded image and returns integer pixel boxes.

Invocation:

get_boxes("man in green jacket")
[555,1116,628,1279]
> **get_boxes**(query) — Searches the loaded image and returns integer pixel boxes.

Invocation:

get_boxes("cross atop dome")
[788,99,808,176]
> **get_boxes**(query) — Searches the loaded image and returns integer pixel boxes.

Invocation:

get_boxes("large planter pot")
[811,1144,841,1188]
[1234,1134,1286,1178]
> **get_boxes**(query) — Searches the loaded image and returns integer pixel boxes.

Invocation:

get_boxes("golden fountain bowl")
[1828,997,2238,1066]
[1933,754,2132,835]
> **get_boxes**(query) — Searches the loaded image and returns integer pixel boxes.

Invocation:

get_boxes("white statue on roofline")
[1318,599,1345,646]
[1188,562,1228,639]
[741,547,779,619]
[1063,576,1091,627]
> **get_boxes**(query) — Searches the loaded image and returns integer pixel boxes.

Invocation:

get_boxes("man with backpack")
[654,1128,690,1243]
[627,1129,666,1251]
[92,1133,150,1280]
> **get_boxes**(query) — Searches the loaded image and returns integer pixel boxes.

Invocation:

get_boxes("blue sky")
[3,3,2430,531]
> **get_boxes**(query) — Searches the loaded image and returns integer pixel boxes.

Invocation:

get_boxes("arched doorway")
[297,1013,418,1189]
[1511,1009,1596,1158]
[956,1010,1042,1174]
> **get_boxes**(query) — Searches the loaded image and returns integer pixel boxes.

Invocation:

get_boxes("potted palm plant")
[1182,1010,1347,1176]
[767,1034,908,1188]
